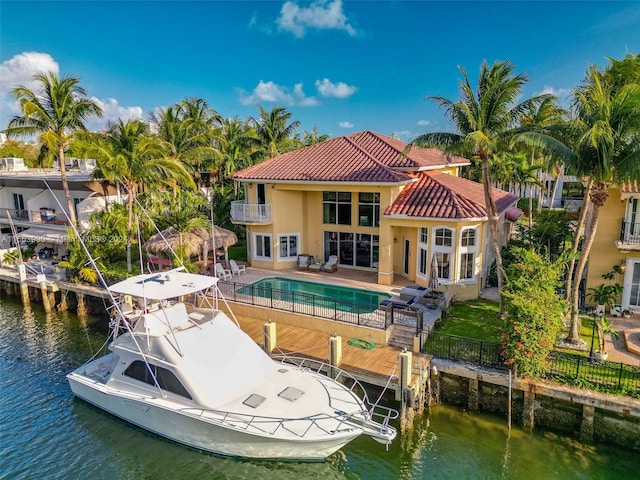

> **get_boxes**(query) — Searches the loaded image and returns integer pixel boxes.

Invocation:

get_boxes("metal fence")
[421,332,640,396]
[217,280,400,330]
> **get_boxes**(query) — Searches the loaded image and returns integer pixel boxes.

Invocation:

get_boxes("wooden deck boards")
[237,316,404,380]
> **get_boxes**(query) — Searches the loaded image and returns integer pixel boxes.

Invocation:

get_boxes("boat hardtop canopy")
[108,269,218,300]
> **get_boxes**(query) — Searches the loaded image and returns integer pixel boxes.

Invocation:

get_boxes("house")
[0,158,115,259]
[231,131,521,301]
[585,181,640,312]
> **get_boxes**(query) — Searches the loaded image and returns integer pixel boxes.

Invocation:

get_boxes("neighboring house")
[232,131,520,301]
[585,181,640,312]
[0,157,114,258]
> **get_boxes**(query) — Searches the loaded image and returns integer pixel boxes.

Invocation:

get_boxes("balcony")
[230,201,272,224]
[616,221,640,252]
[0,208,70,226]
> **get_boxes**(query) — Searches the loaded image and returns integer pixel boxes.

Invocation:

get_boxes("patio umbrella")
[428,254,440,290]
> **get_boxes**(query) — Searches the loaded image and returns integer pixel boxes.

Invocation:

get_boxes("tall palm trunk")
[58,143,78,226]
[564,178,593,307]
[568,182,607,343]
[481,156,504,305]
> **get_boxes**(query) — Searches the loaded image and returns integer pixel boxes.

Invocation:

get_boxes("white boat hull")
[68,373,359,460]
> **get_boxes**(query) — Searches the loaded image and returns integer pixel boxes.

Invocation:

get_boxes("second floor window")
[358,192,380,227]
[323,192,351,225]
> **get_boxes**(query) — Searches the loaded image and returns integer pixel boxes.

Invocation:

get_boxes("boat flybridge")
[67,268,398,459]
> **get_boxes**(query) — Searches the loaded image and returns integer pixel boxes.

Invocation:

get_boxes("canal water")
[1,297,637,479]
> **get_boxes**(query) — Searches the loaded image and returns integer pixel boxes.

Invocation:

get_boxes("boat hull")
[67,373,360,460]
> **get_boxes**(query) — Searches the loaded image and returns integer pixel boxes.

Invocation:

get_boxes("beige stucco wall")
[585,187,627,306]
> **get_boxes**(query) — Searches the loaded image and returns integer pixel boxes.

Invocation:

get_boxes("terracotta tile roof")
[233,130,469,183]
[385,171,519,220]
[621,180,639,193]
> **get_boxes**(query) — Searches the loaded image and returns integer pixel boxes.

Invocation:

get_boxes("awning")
[505,207,524,222]
[17,228,70,245]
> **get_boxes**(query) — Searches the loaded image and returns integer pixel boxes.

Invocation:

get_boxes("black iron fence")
[421,332,640,397]
[217,280,421,330]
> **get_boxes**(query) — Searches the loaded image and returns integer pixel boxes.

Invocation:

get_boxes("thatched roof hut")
[145,226,238,267]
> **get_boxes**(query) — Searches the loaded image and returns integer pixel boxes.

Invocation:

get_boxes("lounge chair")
[229,259,246,275]
[321,255,338,272]
[297,254,310,270]
[214,263,232,280]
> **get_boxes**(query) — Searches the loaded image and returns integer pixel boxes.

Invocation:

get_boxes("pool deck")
[220,263,419,297]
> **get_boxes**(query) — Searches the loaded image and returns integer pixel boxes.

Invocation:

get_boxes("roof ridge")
[427,172,475,216]
[343,134,407,179]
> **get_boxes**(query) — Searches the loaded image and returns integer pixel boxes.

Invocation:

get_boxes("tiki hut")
[145,226,238,269]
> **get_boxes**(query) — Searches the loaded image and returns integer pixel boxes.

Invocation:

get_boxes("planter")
[592,350,608,361]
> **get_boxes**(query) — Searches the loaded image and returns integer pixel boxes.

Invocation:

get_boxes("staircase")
[388,324,416,350]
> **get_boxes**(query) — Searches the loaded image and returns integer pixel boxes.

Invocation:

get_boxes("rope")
[348,337,376,350]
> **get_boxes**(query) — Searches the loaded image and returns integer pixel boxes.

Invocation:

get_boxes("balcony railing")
[0,208,69,226]
[619,221,640,246]
[230,201,272,223]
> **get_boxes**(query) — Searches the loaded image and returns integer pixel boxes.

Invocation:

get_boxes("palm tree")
[564,56,640,341]
[87,119,195,272]
[412,60,552,297]
[216,117,260,188]
[6,73,102,225]
[248,105,303,159]
[149,97,222,186]
[514,54,640,343]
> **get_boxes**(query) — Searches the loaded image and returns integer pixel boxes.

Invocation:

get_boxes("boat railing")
[270,354,399,433]
[181,406,361,438]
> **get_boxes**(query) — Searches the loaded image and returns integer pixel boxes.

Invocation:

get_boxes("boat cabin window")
[124,361,192,400]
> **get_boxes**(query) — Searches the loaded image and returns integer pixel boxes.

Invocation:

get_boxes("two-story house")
[0,157,115,258]
[231,131,520,301]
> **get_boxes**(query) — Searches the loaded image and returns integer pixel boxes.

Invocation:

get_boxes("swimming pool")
[236,277,391,313]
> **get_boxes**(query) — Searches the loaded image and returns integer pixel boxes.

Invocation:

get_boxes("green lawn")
[439,300,598,354]
[438,300,502,342]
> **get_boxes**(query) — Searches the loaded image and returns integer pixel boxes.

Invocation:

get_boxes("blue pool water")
[237,277,391,313]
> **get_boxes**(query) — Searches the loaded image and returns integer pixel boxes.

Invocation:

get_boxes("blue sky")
[1,1,638,141]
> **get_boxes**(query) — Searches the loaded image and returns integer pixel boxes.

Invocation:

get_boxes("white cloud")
[537,85,571,99]
[87,97,144,130]
[277,0,357,38]
[338,121,353,129]
[239,80,318,106]
[0,51,144,133]
[417,119,431,126]
[0,52,60,125]
[315,78,356,98]
[392,130,412,141]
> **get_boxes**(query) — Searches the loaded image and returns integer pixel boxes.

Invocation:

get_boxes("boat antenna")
[42,180,166,394]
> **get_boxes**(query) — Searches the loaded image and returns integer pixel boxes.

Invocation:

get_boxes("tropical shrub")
[501,248,567,378]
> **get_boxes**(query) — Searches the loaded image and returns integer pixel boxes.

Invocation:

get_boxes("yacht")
[67,268,397,459]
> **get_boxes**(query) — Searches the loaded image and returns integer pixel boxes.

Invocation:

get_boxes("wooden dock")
[236,314,432,391]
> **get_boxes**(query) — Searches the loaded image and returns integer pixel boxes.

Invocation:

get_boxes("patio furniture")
[308,259,323,272]
[215,263,232,280]
[229,259,246,275]
[321,255,338,272]
[298,254,310,270]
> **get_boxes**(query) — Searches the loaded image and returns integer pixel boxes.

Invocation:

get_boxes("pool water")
[237,277,391,313]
